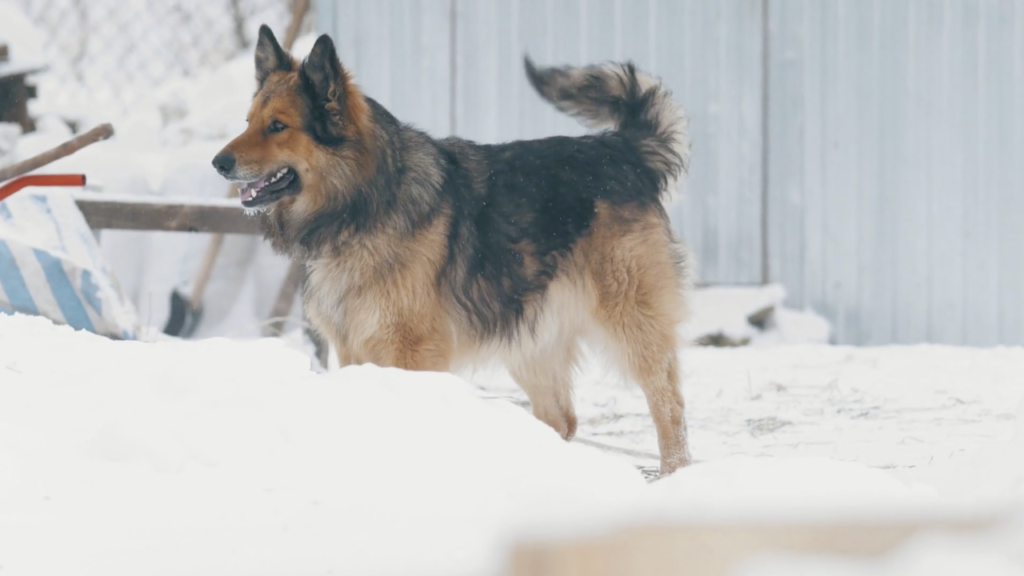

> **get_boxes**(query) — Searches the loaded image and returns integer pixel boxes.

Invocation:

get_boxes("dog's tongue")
[240,169,295,204]
[242,178,268,195]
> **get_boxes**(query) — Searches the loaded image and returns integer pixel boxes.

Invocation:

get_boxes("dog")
[213,25,694,475]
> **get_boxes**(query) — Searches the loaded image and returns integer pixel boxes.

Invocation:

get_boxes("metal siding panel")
[928,0,966,344]
[855,0,892,345]
[619,0,653,66]
[966,0,1006,346]
[799,0,825,321]
[734,0,766,286]
[455,0,498,142]
[820,0,849,342]
[495,0,522,143]
[324,0,452,138]
[696,0,722,281]
[767,0,806,305]
[993,0,1018,344]
[548,0,587,137]
[874,0,913,345]
[892,0,931,343]
[1002,1,1024,344]
[665,0,763,285]
[315,0,1024,344]
[450,0,764,285]
[713,0,740,284]
[671,0,710,282]
[656,0,699,270]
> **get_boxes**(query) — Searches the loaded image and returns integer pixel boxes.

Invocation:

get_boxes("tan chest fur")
[301,218,453,370]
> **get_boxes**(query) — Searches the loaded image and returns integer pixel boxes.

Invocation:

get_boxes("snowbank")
[0,313,645,576]
[3,314,1024,575]
[682,284,832,346]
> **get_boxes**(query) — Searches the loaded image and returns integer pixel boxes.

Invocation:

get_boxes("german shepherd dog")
[213,26,694,475]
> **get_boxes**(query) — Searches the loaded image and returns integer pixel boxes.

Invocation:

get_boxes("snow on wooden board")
[2,313,1024,576]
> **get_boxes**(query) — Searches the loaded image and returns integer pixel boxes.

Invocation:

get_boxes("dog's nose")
[212,152,236,176]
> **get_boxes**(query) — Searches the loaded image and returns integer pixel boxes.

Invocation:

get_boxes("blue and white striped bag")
[0,188,139,339]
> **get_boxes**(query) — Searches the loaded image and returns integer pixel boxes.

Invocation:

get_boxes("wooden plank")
[509,516,998,576]
[73,194,262,235]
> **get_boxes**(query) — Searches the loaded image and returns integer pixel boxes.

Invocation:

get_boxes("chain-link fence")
[11,0,313,112]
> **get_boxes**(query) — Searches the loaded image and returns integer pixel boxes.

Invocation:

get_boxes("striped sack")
[0,188,139,339]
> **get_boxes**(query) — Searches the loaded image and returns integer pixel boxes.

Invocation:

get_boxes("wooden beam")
[72,192,263,235]
[509,516,999,576]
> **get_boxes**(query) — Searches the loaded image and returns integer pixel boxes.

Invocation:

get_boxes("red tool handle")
[0,174,87,203]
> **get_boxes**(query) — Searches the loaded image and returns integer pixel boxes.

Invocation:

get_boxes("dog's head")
[212,25,372,211]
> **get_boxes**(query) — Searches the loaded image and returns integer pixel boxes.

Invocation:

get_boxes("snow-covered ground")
[3,312,1024,576]
[6,4,1024,574]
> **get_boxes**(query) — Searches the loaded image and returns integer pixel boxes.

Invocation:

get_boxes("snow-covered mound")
[0,313,645,575]
[682,284,831,346]
[3,313,1024,575]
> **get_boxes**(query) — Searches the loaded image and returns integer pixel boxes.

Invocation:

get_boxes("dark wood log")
[72,193,262,235]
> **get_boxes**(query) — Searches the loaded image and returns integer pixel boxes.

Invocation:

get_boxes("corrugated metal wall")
[317,0,1024,346]
[318,0,766,287]
[768,0,1024,345]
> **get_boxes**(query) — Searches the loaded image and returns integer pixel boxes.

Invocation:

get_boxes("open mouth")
[240,167,301,208]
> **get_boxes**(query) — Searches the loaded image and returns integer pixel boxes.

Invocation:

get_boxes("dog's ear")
[300,34,353,144]
[301,34,348,107]
[255,24,291,87]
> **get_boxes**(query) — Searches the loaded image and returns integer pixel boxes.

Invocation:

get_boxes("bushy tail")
[524,57,690,199]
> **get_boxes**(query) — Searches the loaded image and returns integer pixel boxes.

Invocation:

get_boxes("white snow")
[0,314,645,576]
[682,284,832,346]
[0,2,46,69]
[3,313,1024,575]
[5,4,1024,573]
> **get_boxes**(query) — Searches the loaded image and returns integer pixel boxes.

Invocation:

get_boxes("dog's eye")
[268,120,287,134]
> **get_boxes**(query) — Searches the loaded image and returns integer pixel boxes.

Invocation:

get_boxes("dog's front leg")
[362,318,453,372]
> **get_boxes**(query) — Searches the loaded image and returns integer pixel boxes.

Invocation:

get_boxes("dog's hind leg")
[587,218,691,476]
[507,340,580,441]
[598,303,690,475]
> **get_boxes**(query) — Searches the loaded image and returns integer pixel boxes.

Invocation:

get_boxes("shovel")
[163,1,310,337]
[162,185,236,337]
